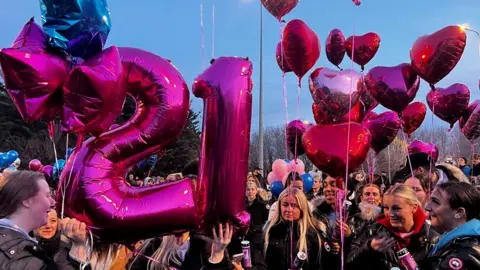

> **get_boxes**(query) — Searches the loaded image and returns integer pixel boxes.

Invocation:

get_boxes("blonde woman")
[252,187,325,269]
[346,184,439,270]
[247,175,269,201]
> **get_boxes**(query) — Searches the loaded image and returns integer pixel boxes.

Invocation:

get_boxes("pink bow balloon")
[345,32,381,71]
[401,102,427,137]
[276,42,291,73]
[363,111,401,154]
[61,46,127,136]
[410,26,467,89]
[286,120,307,155]
[426,83,470,129]
[365,63,420,113]
[309,67,362,121]
[303,123,371,178]
[0,18,67,122]
[408,140,439,162]
[57,47,193,243]
[282,19,320,80]
[261,0,299,21]
[325,29,346,69]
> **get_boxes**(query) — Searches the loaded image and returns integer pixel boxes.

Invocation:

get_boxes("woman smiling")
[346,184,439,270]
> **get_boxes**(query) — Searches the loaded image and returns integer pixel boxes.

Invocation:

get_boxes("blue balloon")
[53,159,66,179]
[66,148,74,159]
[6,150,19,164]
[0,154,9,168]
[270,181,284,199]
[301,173,314,193]
[284,159,291,164]
[40,0,112,59]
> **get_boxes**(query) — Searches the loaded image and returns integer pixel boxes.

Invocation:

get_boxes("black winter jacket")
[429,236,480,270]
[251,222,322,270]
[0,226,85,270]
[346,221,439,270]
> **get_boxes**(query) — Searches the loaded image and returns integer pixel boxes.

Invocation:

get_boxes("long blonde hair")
[384,184,421,207]
[263,188,323,261]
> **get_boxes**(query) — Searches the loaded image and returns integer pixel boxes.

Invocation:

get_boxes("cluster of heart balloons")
[299,24,469,178]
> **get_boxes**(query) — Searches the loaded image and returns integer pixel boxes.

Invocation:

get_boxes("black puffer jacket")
[251,221,322,270]
[346,215,439,270]
[428,219,480,270]
[0,226,85,270]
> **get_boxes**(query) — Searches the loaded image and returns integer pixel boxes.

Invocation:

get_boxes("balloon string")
[212,2,215,59]
[200,4,205,70]
[65,133,69,160]
[387,145,392,186]
[280,21,289,159]
[464,28,480,56]
[429,103,435,196]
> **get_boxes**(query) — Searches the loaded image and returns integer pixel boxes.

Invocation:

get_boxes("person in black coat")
[426,182,480,269]
[346,184,439,270]
[0,171,89,270]
[346,184,382,239]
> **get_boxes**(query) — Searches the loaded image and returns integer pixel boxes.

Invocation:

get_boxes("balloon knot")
[210,58,215,64]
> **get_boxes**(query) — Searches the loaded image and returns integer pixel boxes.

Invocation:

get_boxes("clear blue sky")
[1,0,479,131]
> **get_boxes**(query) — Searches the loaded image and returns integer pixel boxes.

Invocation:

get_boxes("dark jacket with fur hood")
[435,163,470,184]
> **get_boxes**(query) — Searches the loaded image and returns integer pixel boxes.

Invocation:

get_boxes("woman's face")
[425,188,456,234]
[128,174,134,180]
[405,177,428,207]
[246,186,258,201]
[361,186,382,206]
[247,176,256,184]
[312,178,321,190]
[458,158,466,166]
[290,180,303,191]
[280,195,301,222]
[383,195,417,232]
[35,209,58,239]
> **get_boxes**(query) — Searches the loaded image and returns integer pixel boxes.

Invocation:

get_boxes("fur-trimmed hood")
[436,163,470,184]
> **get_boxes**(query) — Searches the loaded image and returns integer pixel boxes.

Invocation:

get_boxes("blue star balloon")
[40,0,112,60]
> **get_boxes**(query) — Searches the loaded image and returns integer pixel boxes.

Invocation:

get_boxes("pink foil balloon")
[408,140,439,162]
[358,77,379,114]
[286,120,307,155]
[28,159,43,172]
[309,67,362,121]
[460,100,480,142]
[61,46,127,136]
[57,47,194,243]
[282,19,320,80]
[276,42,292,73]
[426,83,470,129]
[0,18,67,122]
[365,63,420,113]
[325,29,346,69]
[312,101,365,125]
[410,26,467,89]
[363,111,401,154]
[401,102,427,137]
[261,0,299,21]
[303,123,371,178]
[345,32,381,71]
[193,57,253,234]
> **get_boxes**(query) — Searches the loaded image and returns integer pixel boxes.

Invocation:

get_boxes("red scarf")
[376,208,426,248]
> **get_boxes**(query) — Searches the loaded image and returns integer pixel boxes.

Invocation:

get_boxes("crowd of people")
[0,151,480,270]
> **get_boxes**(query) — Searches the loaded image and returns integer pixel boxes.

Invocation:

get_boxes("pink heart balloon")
[365,63,420,113]
[410,26,466,89]
[302,123,371,178]
[312,101,365,125]
[0,18,68,122]
[309,67,362,120]
[401,102,427,137]
[276,42,291,73]
[460,100,480,142]
[426,83,470,129]
[282,19,320,80]
[408,140,439,162]
[358,78,378,114]
[362,111,401,154]
[345,32,381,71]
[261,0,299,21]
[325,28,346,69]
[286,120,307,155]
